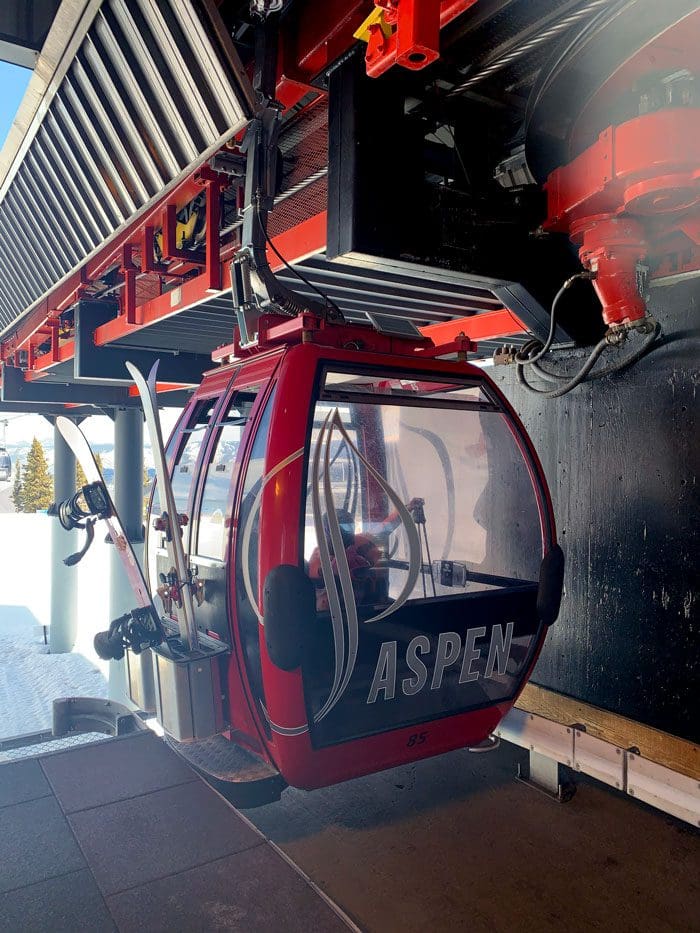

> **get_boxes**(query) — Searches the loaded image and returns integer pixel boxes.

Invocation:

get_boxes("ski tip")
[126,359,160,393]
[125,360,141,382]
[55,415,75,442]
[146,359,160,390]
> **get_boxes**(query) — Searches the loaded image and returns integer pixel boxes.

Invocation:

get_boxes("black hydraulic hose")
[517,336,608,398]
[516,321,662,398]
[531,321,662,382]
[254,206,343,319]
[516,271,595,366]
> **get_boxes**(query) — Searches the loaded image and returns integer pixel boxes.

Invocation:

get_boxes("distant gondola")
[0,448,11,482]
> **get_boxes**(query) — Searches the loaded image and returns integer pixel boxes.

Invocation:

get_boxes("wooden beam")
[516,684,700,781]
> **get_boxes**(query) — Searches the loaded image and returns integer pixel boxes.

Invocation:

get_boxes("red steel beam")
[364,0,477,77]
[419,308,528,344]
[2,173,211,355]
[25,339,75,376]
[93,212,328,347]
[268,211,328,273]
[288,1,372,80]
[127,382,187,397]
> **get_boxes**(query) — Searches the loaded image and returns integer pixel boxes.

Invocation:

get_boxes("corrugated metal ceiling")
[0,0,253,337]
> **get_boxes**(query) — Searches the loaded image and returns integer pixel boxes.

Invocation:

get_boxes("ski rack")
[128,360,230,743]
[153,621,229,743]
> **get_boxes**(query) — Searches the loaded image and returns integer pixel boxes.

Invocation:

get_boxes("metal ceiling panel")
[0,0,253,338]
[109,253,558,361]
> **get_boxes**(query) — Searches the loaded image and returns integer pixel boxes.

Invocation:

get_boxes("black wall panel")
[491,281,699,742]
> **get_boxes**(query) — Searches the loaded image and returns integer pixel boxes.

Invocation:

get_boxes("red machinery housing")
[543,10,700,326]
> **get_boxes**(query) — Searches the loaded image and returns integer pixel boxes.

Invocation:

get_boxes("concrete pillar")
[50,423,78,653]
[108,406,144,701]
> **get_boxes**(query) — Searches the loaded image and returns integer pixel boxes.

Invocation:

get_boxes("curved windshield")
[302,366,548,747]
[305,369,545,612]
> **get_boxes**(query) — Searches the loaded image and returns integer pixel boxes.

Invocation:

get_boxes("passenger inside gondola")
[308,500,422,611]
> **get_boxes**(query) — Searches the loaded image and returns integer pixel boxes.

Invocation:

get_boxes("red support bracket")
[161,169,226,292]
[360,0,476,77]
[77,266,91,301]
[120,244,138,326]
[47,317,60,364]
[141,225,168,276]
[162,203,205,266]
[203,171,222,293]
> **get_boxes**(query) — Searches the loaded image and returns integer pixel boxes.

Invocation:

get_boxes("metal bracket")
[517,750,577,803]
[53,697,147,738]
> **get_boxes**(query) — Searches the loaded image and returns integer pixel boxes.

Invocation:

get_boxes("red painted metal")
[419,308,527,345]
[1,172,210,357]
[287,0,372,81]
[120,244,138,326]
[204,171,223,292]
[545,108,700,324]
[572,216,648,325]
[365,0,476,78]
[545,112,700,228]
[33,339,74,371]
[126,382,188,397]
[93,212,328,348]
[267,210,327,272]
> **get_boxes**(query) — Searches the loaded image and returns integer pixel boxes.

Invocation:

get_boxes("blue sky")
[0,61,32,147]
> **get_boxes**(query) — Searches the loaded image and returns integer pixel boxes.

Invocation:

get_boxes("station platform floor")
[0,731,354,932]
[245,742,700,933]
[1,730,698,932]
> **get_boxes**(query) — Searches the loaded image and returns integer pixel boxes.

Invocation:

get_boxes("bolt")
[566,728,571,734]
[615,782,620,788]
[616,748,621,755]
[629,789,635,796]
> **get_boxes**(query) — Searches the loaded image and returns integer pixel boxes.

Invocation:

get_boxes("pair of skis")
[54,361,199,659]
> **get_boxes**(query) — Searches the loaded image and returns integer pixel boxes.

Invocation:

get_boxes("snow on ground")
[0,513,114,743]
[0,608,106,741]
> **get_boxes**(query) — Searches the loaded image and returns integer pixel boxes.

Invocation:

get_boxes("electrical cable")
[516,271,595,366]
[516,321,661,398]
[444,125,471,187]
[254,206,343,319]
[532,320,661,382]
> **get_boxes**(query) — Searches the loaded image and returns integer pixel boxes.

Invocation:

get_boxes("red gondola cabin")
[145,314,563,791]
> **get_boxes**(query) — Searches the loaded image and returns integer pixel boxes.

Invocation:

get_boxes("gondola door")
[187,352,284,746]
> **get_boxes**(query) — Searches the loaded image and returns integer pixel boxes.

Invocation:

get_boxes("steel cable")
[448,0,612,96]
